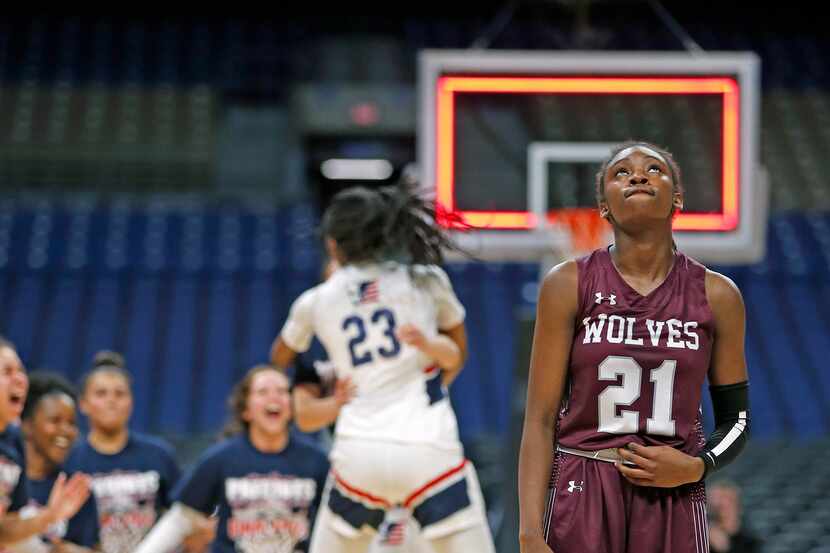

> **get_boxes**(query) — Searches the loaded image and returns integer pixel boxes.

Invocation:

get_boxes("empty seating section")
[2,19,830,204]
[0,20,218,190]
[714,438,830,552]
[0,200,325,434]
[0,199,824,443]
[0,17,826,90]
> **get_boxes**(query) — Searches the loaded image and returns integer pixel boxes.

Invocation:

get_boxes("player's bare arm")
[51,541,97,553]
[181,511,218,552]
[438,323,468,386]
[704,270,749,387]
[397,323,468,386]
[293,379,356,432]
[271,336,358,432]
[270,337,297,371]
[617,270,749,487]
[518,260,578,553]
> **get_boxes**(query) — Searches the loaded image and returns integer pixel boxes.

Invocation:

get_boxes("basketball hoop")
[549,208,610,259]
[532,208,609,281]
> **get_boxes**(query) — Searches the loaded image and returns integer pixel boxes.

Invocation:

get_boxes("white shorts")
[322,437,487,540]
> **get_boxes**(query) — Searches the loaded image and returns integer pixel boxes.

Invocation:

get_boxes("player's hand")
[333,377,357,407]
[396,324,428,350]
[182,514,218,552]
[51,541,96,553]
[44,472,91,524]
[519,534,554,553]
[708,525,732,552]
[615,443,705,487]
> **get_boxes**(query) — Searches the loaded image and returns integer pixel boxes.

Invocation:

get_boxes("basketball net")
[538,208,610,278]
[552,208,610,258]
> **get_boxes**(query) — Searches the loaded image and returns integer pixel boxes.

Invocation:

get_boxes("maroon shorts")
[544,451,709,553]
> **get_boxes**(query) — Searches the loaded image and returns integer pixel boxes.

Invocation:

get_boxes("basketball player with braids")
[271,182,496,553]
[519,141,750,553]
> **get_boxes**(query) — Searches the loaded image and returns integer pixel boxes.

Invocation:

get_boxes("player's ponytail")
[322,178,463,265]
[321,186,388,264]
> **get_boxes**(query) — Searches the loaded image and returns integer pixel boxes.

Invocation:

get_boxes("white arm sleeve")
[280,287,317,353]
[133,503,205,553]
[425,266,465,330]
[6,537,50,553]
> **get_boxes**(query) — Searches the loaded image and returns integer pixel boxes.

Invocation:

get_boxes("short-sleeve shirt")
[174,433,329,553]
[63,432,181,553]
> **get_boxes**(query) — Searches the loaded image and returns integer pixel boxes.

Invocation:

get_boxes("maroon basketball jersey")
[557,248,713,454]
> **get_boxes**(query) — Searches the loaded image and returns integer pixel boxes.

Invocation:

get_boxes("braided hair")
[321,180,460,266]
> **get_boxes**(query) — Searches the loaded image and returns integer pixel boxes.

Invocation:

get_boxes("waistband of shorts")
[556,444,625,464]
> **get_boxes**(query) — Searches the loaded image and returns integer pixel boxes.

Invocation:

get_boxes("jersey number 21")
[597,355,677,437]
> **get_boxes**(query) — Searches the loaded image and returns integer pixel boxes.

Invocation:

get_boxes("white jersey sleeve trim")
[280,287,318,353]
[420,265,465,330]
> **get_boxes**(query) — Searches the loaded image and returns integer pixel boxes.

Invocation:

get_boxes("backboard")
[418,50,766,264]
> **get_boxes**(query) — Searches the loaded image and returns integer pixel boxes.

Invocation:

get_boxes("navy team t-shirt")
[174,432,329,553]
[63,432,181,553]
[27,472,100,547]
[0,425,27,515]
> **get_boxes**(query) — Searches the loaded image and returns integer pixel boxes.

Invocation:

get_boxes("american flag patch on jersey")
[379,520,406,546]
[351,280,379,304]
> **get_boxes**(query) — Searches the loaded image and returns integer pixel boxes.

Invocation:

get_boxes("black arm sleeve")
[698,381,750,480]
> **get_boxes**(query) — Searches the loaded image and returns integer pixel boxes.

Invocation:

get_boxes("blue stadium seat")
[37,275,85,376]
[240,274,278,372]
[743,276,826,436]
[121,275,163,431]
[0,197,825,447]
[156,275,199,433]
[197,275,240,431]
[79,277,123,375]
[4,274,46,363]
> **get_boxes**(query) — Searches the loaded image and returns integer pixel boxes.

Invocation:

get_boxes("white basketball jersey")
[280,262,465,450]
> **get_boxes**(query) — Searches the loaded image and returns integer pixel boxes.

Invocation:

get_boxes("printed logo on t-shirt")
[225,472,317,553]
[90,470,160,553]
[0,457,20,515]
